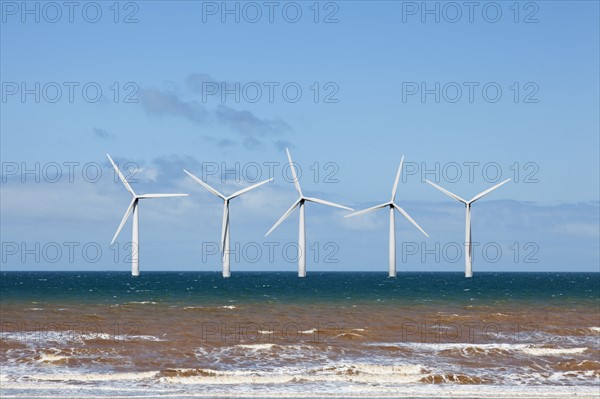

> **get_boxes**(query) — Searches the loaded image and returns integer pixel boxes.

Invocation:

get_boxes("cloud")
[242,136,262,150]
[214,105,291,137]
[139,76,294,150]
[340,210,384,231]
[139,88,211,124]
[92,128,113,140]
[185,73,222,93]
[202,136,237,148]
[549,222,600,238]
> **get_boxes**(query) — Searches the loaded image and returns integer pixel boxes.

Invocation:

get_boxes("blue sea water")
[1,271,598,305]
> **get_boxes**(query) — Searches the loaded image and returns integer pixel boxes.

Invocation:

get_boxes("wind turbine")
[345,156,429,278]
[107,154,188,276]
[183,169,272,278]
[265,148,353,277]
[425,178,511,278]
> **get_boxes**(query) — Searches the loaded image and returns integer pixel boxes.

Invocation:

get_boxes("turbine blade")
[137,193,189,198]
[469,178,511,203]
[183,169,226,200]
[286,148,302,196]
[265,198,301,236]
[304,197,353,211]
[221,202,229,253]
[228,178,273,200]
[425,180,467,204]
[391,156,404,201]
[111,198,136,245]
[345,202,389,218]
[392,203,429,238]
[107,154,135,196]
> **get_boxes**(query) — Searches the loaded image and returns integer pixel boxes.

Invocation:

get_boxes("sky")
[1,0,599,273]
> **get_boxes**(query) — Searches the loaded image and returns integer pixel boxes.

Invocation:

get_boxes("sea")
[1,271,599,398]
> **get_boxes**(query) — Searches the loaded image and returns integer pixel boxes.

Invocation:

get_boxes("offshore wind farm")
[2,1,598,399]
[105,149,512,279]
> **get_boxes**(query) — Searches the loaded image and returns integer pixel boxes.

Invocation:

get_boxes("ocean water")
[1,272,599,398]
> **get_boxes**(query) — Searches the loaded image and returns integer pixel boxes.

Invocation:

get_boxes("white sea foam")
[36,353,68,363]
[0,330,163,344]
[364,342,590,357]
[159,363,427,385]
[33,371,157,382]
[236,343,276,350]
[2,364,600,398]
[520,347,587,356]
[1,380,599,398]
[332,332,363,339]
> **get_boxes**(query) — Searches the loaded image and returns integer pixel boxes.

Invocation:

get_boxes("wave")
[332,332,364,339]
[236,343,276,350]
[364,342,590,357]
[421,373,492,384]
[3,359,599,396]
[0,330,164,345]
[157,363,427,385]
[32,371,157,382]
[555,360,600,372]
[521,347,587,356]
[36,352,69,364]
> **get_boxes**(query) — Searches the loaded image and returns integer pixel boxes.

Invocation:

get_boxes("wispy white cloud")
[138,77,293,151]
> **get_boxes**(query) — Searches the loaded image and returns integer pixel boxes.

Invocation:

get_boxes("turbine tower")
[345,156,428,278]
[183,169,272,278]
[425,178,511,278]
[107,154,188,276]
[266,148,353,277]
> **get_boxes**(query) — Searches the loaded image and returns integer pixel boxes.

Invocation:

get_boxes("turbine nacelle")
[425,179,511,205]
[345,155,429,239]
[265,195,353,237]
[265,147,353,238]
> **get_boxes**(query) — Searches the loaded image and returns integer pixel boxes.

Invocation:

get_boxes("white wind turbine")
[266,148,353,277]
[183,169,272,278]
[425,178,511,278]
[107,154,188,276]
[345,156,429,278]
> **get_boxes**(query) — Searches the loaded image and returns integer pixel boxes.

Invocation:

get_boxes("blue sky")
[1,1,598,272]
